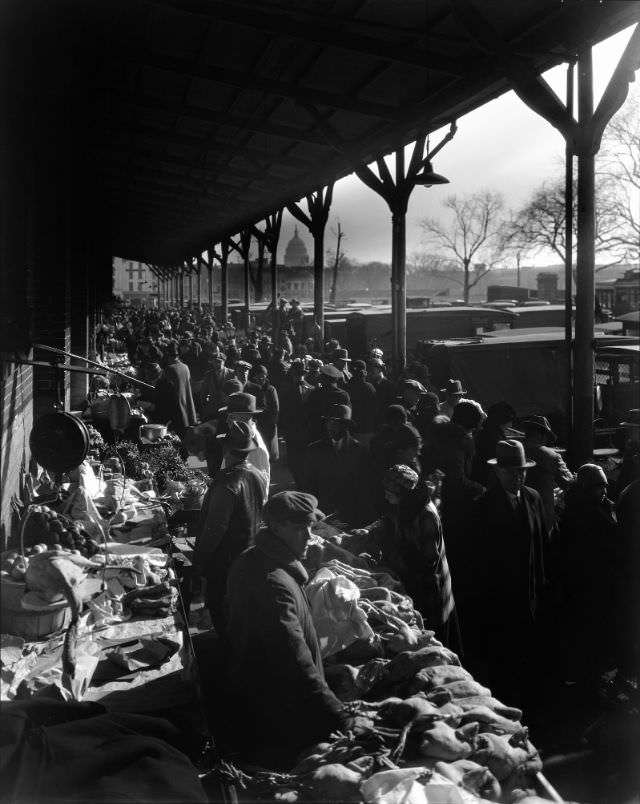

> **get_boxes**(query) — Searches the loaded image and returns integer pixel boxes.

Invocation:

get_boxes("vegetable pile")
[217,532,548,804]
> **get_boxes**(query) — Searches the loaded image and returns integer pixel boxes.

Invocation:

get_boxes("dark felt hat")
[319,364,342,381]
[394,423,422,449]
[441,379,467,396]
[332,348,351,362]
[521,414,557,444]
[488,439,535,468]
[264,491,324,524]
[221,378,243,395]
[216,420,257,452]
[219,392,263,414]
[323,403,355,429]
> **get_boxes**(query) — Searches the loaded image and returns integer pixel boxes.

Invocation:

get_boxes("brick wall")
[0,363,33,549]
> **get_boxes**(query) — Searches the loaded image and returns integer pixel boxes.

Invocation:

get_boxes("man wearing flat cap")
[469,439,550,710]
[303,403,370,528]
[194,421,268,642]
[225,491,367,765]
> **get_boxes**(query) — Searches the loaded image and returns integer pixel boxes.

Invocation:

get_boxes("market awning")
[4,0,639,264]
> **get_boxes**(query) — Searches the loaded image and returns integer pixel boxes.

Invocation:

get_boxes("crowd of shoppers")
[94,300,639,741]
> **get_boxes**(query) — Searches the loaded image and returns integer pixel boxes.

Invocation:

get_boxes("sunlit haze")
[278,25,638,268]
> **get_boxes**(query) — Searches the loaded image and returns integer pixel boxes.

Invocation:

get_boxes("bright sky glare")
[278,24,638,267]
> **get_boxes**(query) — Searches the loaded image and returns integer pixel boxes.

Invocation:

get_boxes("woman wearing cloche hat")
[351,464,458,649]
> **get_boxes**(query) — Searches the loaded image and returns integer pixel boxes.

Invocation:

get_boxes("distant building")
[596,268,640,317]
[283,226,310,267]
[278,267,314,300]
[113,258,158,305]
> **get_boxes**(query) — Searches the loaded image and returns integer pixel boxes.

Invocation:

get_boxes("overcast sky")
[279,25,637,268]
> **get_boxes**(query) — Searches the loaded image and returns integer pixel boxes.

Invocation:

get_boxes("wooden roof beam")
[146,0,474,76]
[95,118,316,168]
[98,88,330,145]
[98,161,257,201]
[93,142,292,184]
[111,50,401,121]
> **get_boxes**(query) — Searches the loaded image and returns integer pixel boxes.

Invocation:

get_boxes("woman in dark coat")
[354,465,458,648]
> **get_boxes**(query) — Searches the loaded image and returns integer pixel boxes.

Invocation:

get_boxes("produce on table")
[470,732,542,782]
[387,646,461,685]
[406,664,473,694]
[20,505,100,557]
[24,551,101,683]
[426,679,493,702]
[419,720,476,761]
[458,706,526,736]
[217,527,550,804]
[300,763,363,802]
[435,759,502,801]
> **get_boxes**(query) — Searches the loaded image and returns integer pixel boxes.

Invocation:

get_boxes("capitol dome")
[283,226,310,267]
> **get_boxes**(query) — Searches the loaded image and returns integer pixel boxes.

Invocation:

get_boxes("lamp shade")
[413,159,450,186]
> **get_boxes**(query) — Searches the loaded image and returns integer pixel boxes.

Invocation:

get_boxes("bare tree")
[502,174,629,279]
[327,220,346,305]
[418,190,506,303]
[598,96,640,264]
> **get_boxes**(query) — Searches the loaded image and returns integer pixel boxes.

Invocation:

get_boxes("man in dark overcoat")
[154,341,197,437]
[469,439,550,709]
[194,421,267,642]
[225,492,358,766]
[303,404,370,528]
[304,365,351,443]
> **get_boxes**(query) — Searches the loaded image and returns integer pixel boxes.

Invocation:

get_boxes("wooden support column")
[564,63,575,446]
[230,229,253,330]
[179,265,184,308]
[287,188,333,339]
[204,250,214,310]
[574,46,597,466]
[449,3,640,461]
[252,210,283,333]
[219,239,231,324]
[391,149,407,376]
[301,101,455,373]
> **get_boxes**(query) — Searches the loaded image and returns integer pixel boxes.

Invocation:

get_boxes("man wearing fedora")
[367,357,398,420]
[439,378,468,420]
[304,403,370,528]
[470,439,550,709]
[305,364,352,443]
[219,392,270,492]
[194,420,268,642]
[522,415,573,530]
[331,347,352,389]
[199,346,234,420]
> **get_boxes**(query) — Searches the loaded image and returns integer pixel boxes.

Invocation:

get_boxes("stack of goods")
[217,531,557,804]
